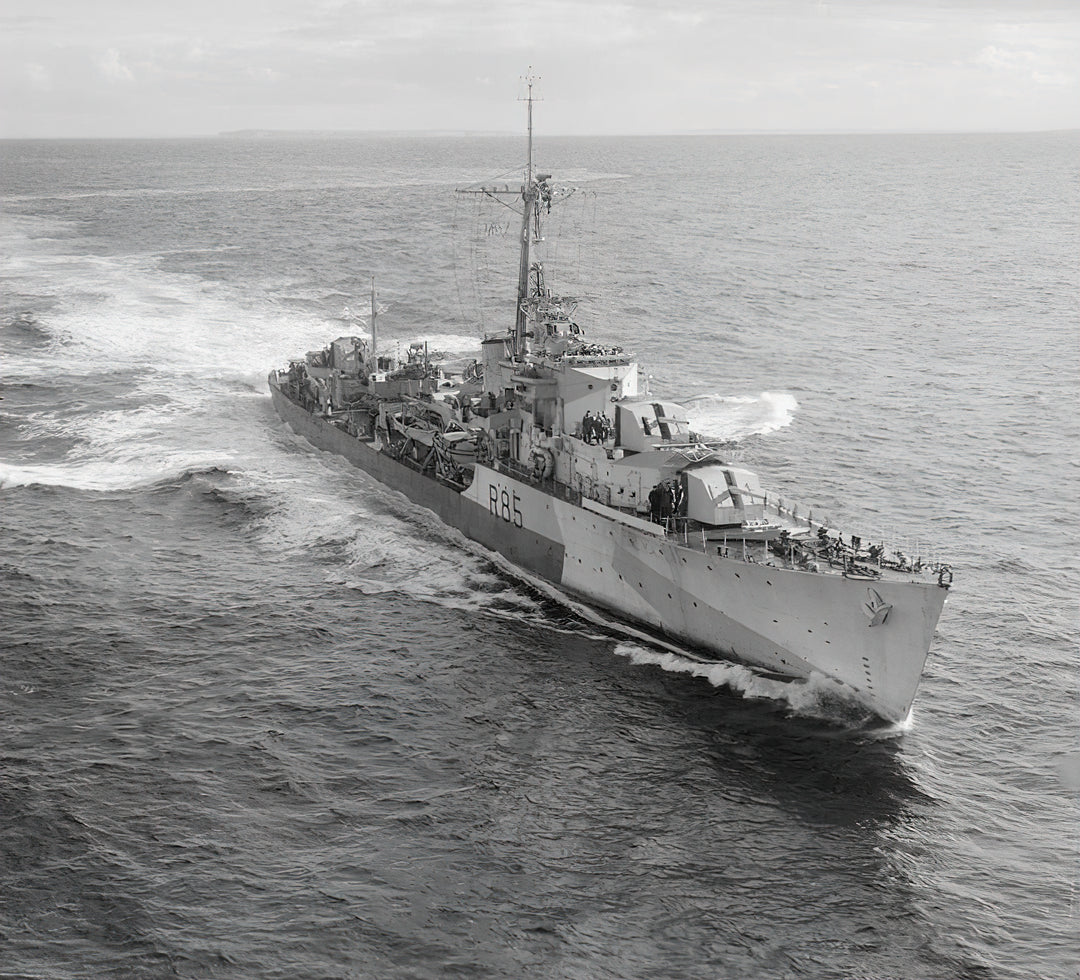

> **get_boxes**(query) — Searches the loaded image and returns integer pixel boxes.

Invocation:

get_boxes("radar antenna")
[511,68,542,358]
[454,69,546,360]
[520,67,540,188]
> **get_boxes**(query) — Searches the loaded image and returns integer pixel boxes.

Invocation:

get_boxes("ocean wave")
[0,562,37,583]
[1,311,53,346]
[338,544,541,616]
[2,177,478,205]
[0,459,234,492]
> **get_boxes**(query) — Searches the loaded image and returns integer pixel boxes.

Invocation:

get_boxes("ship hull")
[269,383,566,582]
[270,380,945,722]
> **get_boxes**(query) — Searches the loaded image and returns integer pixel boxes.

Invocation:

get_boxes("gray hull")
[270,379,946,721]
[270,382,566,583]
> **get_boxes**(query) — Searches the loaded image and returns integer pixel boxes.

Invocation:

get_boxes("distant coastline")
[1,128,1075,142]
[218,127,1080,139]
[218,129,513,139]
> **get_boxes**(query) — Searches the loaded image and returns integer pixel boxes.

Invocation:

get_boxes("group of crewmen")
[812,527,925,571]
[581,410,613,444]
[648,480,685,525]
[817,526,866,559]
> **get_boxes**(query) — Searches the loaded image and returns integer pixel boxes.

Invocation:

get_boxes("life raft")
[530,449,555,481]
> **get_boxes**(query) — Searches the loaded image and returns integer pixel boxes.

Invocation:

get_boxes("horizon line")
[1,126,1077,142]
[1,126,1079,141]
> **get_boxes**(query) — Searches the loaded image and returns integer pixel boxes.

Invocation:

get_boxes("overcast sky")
[1,0,1077,138]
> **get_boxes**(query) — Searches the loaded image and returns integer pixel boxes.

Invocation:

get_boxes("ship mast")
[370,276,377,362]
[513,69,540,359]
[454,70,544,360]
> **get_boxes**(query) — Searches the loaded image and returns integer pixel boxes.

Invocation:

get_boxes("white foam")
[3,237,479,386]
[612,641,879,725]
[8,379,265,493]
[0,455,229,492]
[685,391,799,441]
[2,218,329,383]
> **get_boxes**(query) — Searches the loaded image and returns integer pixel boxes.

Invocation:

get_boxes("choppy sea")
[1,130,1077,980]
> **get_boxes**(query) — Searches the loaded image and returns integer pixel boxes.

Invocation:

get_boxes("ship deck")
[490,456,944,587]
[273,377,945,590]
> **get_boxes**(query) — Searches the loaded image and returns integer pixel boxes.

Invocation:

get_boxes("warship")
[269,78,951,723]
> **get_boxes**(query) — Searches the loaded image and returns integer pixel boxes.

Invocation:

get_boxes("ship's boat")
[269,77,951,723]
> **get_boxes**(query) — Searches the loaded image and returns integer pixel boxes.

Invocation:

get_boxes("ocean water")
[1,130,1077,980]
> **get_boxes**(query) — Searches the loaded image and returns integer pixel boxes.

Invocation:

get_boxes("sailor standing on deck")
[648,484,663,524]
[665,483,677,521]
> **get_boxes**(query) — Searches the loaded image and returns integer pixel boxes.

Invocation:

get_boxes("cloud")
[1031,69,1072,85]
[25,62,51,90]
[1,0,1078,136]
[246,66,282,82]
[973,43,1075,86]
[98,47,134,83]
